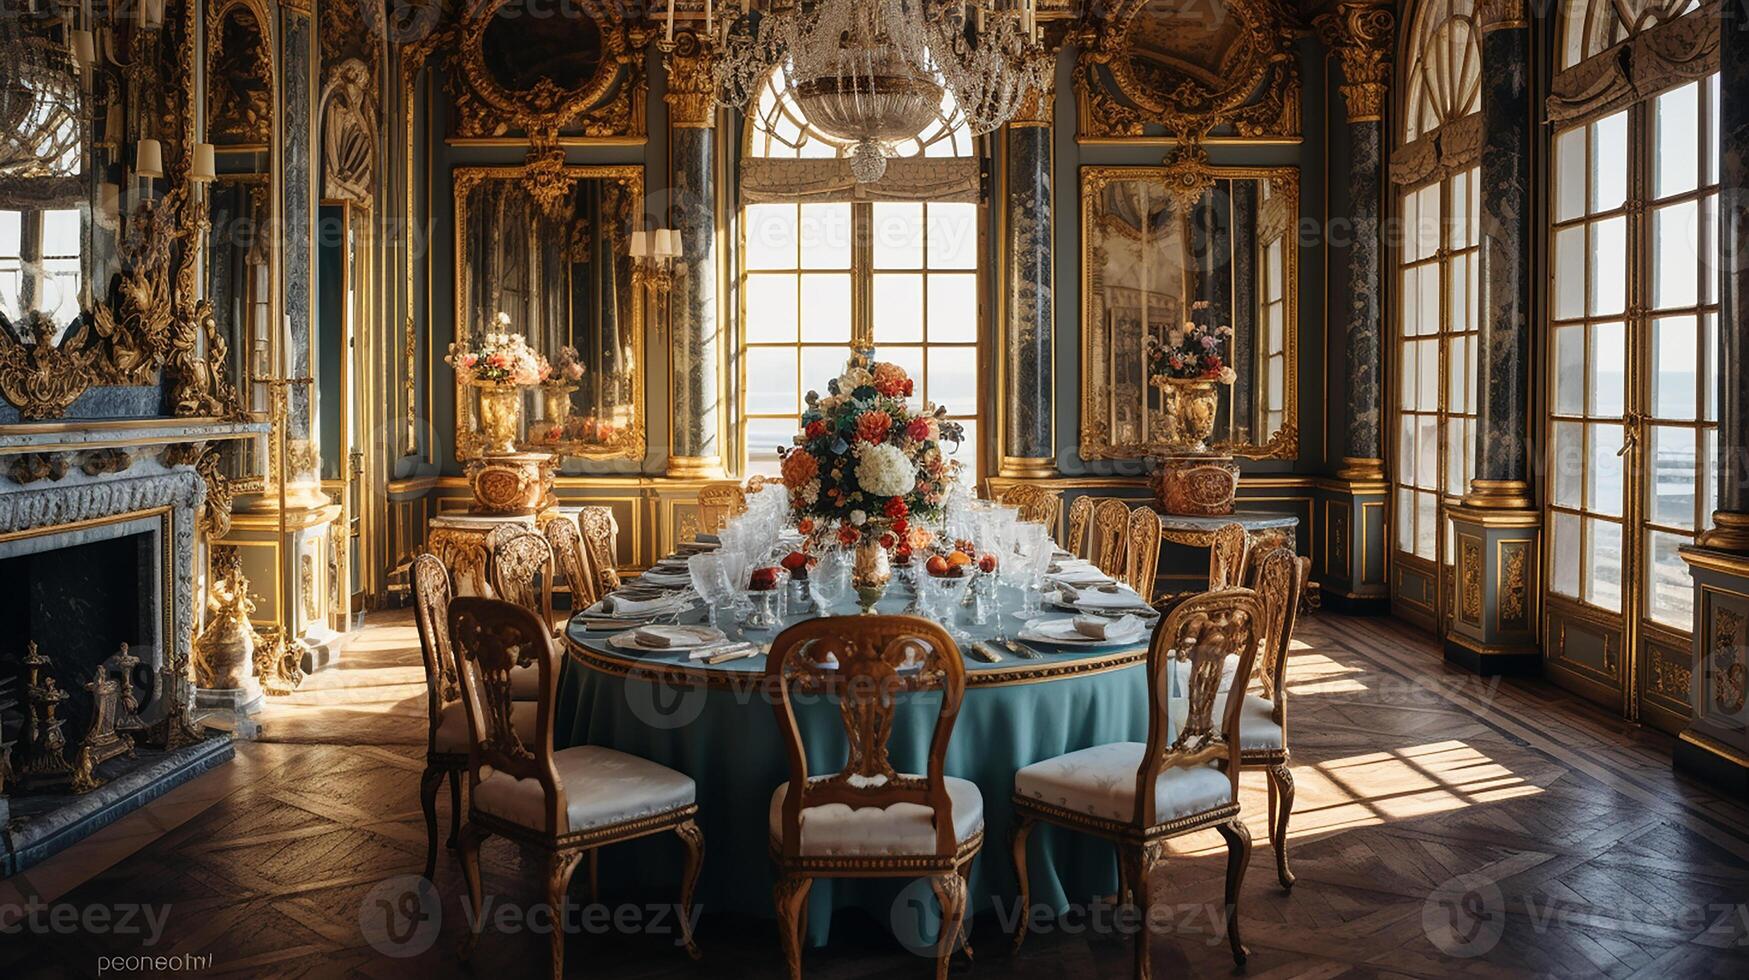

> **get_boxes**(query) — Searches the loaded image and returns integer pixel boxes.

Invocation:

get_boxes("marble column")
[1676,0,1749,793]
[1444,2,1541,673]
[1317,2,1394,485]
[1000,57,1056,478]
[1314,2,1394,610]
[664,31,723,479]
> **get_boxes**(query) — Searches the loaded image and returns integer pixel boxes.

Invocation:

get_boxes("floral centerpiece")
[536,344,585,433]
[445,312,544,454]
[1145,300,1236,453]
[778,350,962,611]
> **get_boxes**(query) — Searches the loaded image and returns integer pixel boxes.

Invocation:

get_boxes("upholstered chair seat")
[1013,743,1233,824]
[473,745,697,836]
[435,698,537,755]
[767,776,984,857]
[1235,694,1285,751]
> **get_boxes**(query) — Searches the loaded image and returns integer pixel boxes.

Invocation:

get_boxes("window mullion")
[852,203,872,348]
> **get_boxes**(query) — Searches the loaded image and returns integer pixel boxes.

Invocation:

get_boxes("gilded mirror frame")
[450,164,645,463]
[0,0,236,422]
[1079,163,1299,460]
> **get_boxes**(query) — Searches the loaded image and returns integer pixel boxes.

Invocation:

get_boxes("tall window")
[1390,0,1481,623]
[738,73,981,480]
[1547,75,1719,629]
[0,208,83,331]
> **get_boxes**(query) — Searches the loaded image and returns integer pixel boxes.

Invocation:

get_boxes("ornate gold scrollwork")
[208,0,274,145]
[450,0,650,144]
[1077,0,1302,141]
[0,313,99,419]
[663,30,717,129]
[1315,1,1395,124]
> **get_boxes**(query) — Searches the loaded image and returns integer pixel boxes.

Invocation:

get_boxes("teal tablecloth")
[554,588,1152,948]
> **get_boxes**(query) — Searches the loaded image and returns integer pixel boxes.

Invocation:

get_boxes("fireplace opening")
[0,530,158,740]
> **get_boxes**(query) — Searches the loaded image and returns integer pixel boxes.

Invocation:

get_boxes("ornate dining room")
[3,0,1749,976]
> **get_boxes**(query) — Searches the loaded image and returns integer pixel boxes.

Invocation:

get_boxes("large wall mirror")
[1080,165,1299,459]
[453,165,644,461]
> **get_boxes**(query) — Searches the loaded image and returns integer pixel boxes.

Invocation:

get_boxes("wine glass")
[688,553,733,628]
[812,547,852,614]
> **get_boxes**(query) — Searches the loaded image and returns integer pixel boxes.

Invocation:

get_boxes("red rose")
[797,518,815,534]
[902,379,914,396]
[905,418,930,442]
[749,567,781,591]
[884,498,908,519]
[892,517,908,535]
[879,532,896,550]
[781,551,810,573]
[837,525,860,547]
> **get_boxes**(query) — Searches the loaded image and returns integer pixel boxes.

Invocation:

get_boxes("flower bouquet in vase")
[446,313,544,455]
[778,350,962,614]
[1146,301,1240,515]
[537,345,584,433]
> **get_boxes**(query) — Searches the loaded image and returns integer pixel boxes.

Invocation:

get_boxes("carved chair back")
[577,506,622,595]
[411,553,458,751]
[1208,522,1249,589]
[1136,588,1261,827]
[764,615,966,861]
[1246,546,1308,722]
[696,482,747,537]
[1124,505,1163,600]
[490,530,555,629]
[1091,498,1132,578]
[448,597,564,835]
[1066,495,1096,557]
[998,483,1064,537]
[544,516,597,612]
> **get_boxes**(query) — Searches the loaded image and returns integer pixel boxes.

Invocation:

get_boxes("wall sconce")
[192,142,216,182]
[141,0,165,31]
[630,228,682,336]
[133,138,163,180]
[71,29,96,69]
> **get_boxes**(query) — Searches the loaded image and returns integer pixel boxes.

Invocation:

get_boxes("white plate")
[1018,618,1146,647]
[608,625,726,652]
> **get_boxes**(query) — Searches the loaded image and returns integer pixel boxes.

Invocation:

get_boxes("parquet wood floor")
[2,611,1746,978]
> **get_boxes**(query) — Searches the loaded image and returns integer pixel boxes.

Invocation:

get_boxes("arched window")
[737,71,982,479]
[1545,0,1717,679]
[1389,0,1483,627]
[1558,0,1698,71]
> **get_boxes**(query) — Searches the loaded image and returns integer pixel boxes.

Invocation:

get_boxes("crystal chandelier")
[714,0,1045,182]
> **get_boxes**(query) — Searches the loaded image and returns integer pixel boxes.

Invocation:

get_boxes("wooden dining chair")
[1011,588,1262,976]
[997,483,1064,536]
[1090,498,1132,579]
[696,481,747,537]
[1234,544,1310,890]
[450,597,704,979]
[577,505,622,596]
[1124,505,1163,600]
[544,516,598,614]
[1065,495,1096,557]
[411,554,538,882]
[1208,521,1249,589]
[764,616,982,980]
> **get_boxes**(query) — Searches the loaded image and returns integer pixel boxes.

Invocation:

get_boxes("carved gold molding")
[450,0,649,144]
[1476,0,1529,32]
[207,0,274,145]
[1316,1,1395,124]
[1076,0,1301,142]
[663,30,717,129]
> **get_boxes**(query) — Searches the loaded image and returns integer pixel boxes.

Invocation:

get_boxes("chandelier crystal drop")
[713,0,1045,182]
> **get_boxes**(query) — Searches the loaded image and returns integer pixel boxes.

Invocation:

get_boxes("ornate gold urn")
[537,381,578,429]
[1151,376,1221,454]
[473,381,525,454]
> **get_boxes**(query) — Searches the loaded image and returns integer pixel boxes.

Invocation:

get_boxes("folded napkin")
[638,570,693,587]
[633,625,698,648]
[695,533,720,544]
[1073,586,1152,612]
[688,641,755,661]
[605,594,683,616]
[1072,614,1141,640]
[1050,564,1113,587]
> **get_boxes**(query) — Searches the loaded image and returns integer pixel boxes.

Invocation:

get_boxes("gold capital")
[663,31,718,129]
[1315,2,1395,124]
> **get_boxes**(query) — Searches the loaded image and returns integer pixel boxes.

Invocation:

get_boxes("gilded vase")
[852,535,892,615]
[474,382,523,455]
[1152,377,1221,453]
[539,382,577,428]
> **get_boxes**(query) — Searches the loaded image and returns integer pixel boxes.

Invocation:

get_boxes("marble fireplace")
[0,424,258,875]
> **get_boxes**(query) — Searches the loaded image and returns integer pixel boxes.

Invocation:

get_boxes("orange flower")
[872,362,909,397]
[780,450,819,488]
[855,410,893,444]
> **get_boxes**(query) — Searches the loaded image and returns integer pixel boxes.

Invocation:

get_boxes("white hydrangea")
[855,442,916,498]
[840,366,874,391]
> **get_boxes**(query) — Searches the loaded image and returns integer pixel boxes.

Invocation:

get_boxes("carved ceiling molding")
[1076,0,1302,142]
[207,0,274,145]
[449,0,650,145]
[1316,0,1396,124]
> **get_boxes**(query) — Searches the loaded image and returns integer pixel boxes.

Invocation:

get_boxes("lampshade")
[71,30,96,69]
[104,103,123,144]
[628,230,648,258]
[142,0,165,30]
[192,143,216,182]
[134,139,163,179]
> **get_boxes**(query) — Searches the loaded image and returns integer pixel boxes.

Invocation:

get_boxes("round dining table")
[555,581,1158,949]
